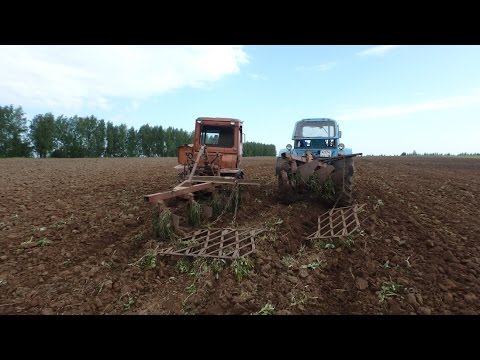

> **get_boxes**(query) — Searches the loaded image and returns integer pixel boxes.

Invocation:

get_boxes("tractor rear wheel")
[332,157,354,207]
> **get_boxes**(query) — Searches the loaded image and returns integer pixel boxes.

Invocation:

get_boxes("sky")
[1,45,480,155]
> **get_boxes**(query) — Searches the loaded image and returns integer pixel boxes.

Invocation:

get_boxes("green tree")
[126,126,138,157]
[68,116,84,157]
[94,119,106,157]
[152,125,164,157]
[105,121,115,157]
[243,141,276,156]
[116,124,128,157]
[0,105,31,157]
[79,116,98,157]
[164,126,175,156]
[30,113,55,158]
[52,115,74,157]
[138,124,153,156]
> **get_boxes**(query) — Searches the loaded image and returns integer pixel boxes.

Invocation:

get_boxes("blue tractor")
[275,118,362,206]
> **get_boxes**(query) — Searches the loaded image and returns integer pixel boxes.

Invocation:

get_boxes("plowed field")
[1,156,478,314]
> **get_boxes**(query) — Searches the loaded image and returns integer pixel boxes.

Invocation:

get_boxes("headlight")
[286,144,292,151]
[338,143,345,150]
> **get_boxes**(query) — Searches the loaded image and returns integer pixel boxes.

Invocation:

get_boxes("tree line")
[243,142,276,156]
[400,150,480,156]
[0,104,276,158]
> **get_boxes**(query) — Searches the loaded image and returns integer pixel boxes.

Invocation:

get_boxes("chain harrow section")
[157,228,265,260]
[306,204,366,240]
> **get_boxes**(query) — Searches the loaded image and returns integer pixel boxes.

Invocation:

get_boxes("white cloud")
[248,72,267,80]
[296,62,335,72]
[0,45,249,112]
[357,45,402,57]
[336,92,480,120]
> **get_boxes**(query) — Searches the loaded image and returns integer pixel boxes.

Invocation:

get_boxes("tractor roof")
[297,118,337,124]
[196,117,243,124]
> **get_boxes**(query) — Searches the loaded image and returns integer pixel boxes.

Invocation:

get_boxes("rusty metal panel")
[177,144,192,165]
[306,204,366,240]
[158,228,265,260]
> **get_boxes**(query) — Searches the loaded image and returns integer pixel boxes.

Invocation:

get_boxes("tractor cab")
[177,117,244,178]
[279,118,352,158]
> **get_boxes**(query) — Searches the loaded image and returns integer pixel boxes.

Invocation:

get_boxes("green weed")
[210,259,226,279]
[210,196,225,217]
[37,238,50,247]
[377,281,402,303]
[314,240,335,250]
[176,259,192,274]
[141,250,157,269]
[188,200,203,227]
[281,255,297,269]
[231,257,254,282]
[123,294,135,311]
[255,303,275,315]
[300,259,327,270]
[343,236,355,248]
[153,208,176,241]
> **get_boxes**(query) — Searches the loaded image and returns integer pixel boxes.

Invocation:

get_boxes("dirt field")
[0,156,479,315]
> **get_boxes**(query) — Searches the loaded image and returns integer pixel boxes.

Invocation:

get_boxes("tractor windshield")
[200,126,234,147]
[294,121,336,138]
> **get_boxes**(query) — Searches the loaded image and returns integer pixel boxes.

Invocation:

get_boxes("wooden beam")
[144,182,214,203]
[187,145,205,182]
[190,176,261,186]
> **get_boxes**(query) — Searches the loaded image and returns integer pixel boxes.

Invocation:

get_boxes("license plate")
[320,150,332,157]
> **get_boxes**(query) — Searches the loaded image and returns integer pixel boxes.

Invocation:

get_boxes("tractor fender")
[297,160,321,178]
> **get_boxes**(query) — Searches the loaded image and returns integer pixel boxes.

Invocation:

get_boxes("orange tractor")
[144,117,260,205]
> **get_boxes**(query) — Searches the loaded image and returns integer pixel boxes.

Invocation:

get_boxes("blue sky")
[1,45,480,155]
